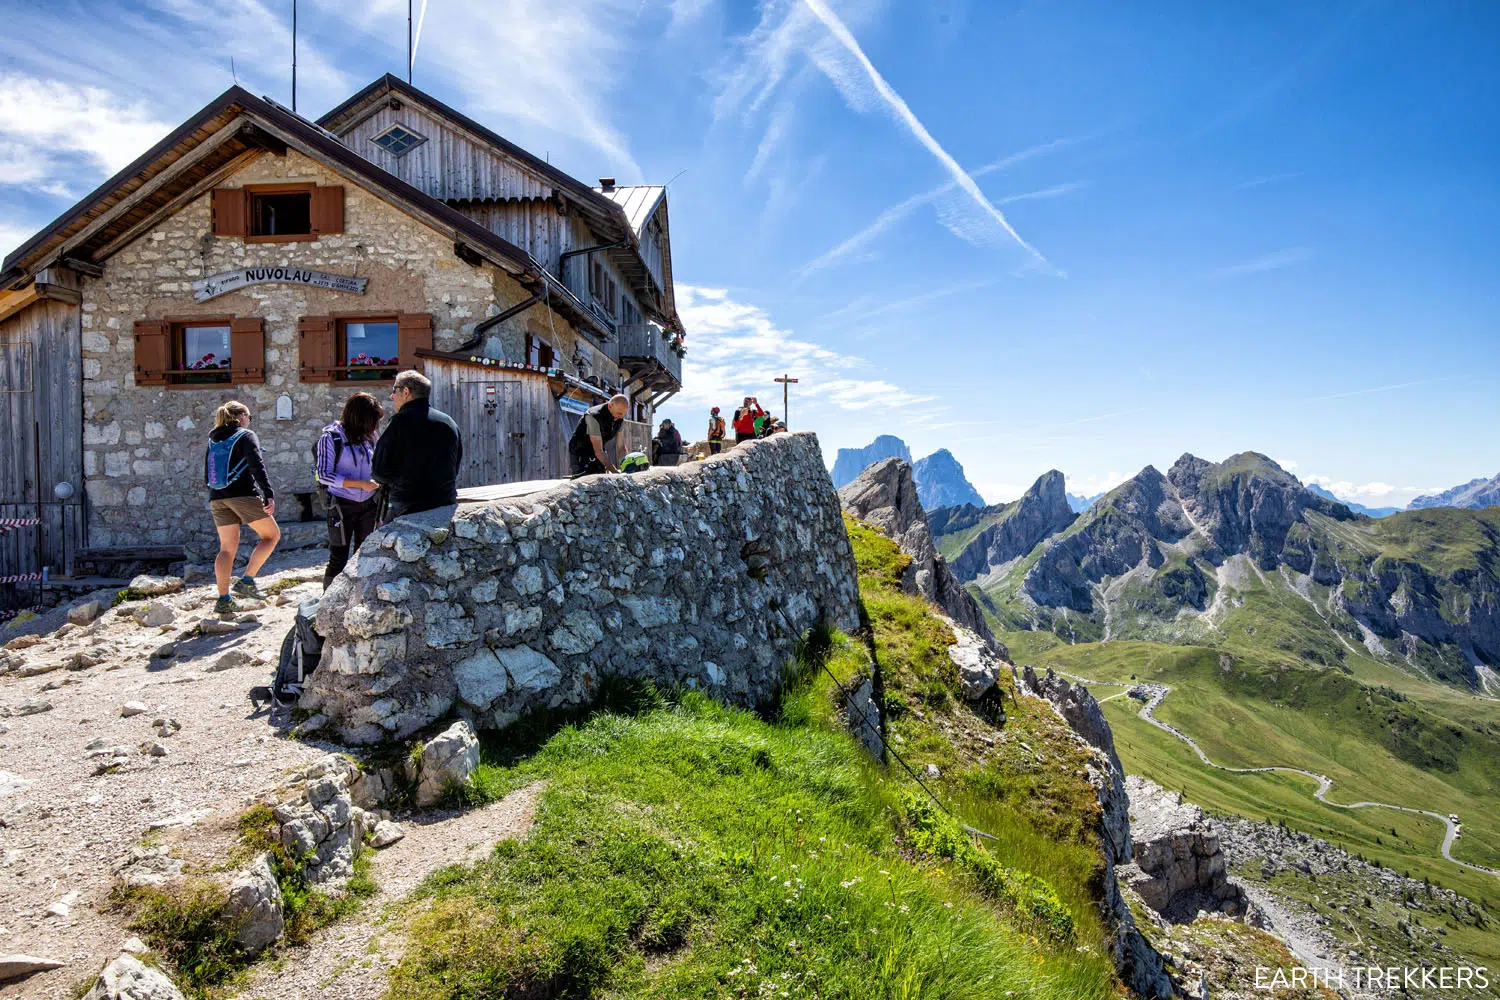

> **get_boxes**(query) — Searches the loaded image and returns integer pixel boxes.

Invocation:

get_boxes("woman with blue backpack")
[314,392,383,588]
[205,400,280,613]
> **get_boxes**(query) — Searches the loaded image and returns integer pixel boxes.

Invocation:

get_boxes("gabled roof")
[319,75,680,331]
[594,185,666,239]
[0,85,610,340]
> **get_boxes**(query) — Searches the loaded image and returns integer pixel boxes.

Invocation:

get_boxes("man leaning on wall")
[372,370,464,520]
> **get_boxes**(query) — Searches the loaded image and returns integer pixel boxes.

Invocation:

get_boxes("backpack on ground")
[273,597,324,707]
[206,428,250,490]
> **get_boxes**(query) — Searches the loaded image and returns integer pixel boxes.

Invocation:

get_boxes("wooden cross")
[773,374,799,430]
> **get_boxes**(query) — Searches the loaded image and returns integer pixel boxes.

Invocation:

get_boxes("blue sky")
[2,0,1497,505]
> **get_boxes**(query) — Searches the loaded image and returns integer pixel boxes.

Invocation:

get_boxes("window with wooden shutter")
[298,316,336,382]
[397,313,434,371]
[230,317,266,383]
[133,320,170,385]
[211,188,248,237]
[310,186,344,235]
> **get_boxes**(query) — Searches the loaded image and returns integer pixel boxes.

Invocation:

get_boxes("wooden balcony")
[617,323,682,390]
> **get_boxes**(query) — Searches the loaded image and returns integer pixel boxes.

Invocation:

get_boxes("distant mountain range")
[1409,472,1500,511]
[928,451,1500,691]
[1305,484,1400,518]
[1067,492,1101,513]
[831,437,984,510]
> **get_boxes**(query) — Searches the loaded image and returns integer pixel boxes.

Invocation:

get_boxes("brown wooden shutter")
[397,313,433,371]
[310,186,344,235]
[210,188,247,237]
[132,320,169,386]
[298,316,336,382]
[230,317,266,384]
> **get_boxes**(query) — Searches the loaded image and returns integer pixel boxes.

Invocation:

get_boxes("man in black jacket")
[373,370,463,519]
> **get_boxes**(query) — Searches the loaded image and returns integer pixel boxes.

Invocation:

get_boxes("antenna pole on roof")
[291,0,298,112]
[407,0,413,84]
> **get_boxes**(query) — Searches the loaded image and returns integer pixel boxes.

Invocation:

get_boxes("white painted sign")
[192,266,367,302]
[275,394,293,421]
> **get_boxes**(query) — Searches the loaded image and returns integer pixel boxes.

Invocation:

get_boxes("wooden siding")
[0,299,85,600]
[340,103,555,203]
[424,361,565,486]
[458,200,573,274]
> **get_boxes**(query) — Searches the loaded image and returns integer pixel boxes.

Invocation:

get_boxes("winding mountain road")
[1054,670,1500,881]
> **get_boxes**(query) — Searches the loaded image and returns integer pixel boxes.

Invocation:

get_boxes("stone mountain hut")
[0,75,687,604]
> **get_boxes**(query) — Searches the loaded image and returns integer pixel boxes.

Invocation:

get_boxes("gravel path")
[233,781,544,1000]
[0,554,328,998]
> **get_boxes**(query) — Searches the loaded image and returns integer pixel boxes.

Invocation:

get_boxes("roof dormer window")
[371,123,427,157]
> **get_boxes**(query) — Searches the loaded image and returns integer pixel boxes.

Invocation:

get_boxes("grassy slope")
[380,520,1133,1000]
[1003,632,1500,908]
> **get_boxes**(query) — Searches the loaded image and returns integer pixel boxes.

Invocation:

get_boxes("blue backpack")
[206,428,250,490]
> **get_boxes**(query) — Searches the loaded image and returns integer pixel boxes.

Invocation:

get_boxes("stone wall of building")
[78,148,604,547]
[302,433,862,745]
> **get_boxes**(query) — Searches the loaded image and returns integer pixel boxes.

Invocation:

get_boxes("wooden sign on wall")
[192,266,368,303]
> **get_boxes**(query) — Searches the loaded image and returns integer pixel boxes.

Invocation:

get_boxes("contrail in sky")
[799,0,1056,274]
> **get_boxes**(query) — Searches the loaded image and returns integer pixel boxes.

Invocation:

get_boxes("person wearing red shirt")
[732,396,765,443]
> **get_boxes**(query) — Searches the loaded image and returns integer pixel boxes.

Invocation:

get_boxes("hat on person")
[711,406,720,414]
[661,418,673,426]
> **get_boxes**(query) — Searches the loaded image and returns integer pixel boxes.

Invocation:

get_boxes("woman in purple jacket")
[316,392,383,587]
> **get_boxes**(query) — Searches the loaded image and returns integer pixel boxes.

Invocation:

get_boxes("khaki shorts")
[209,496,272,527]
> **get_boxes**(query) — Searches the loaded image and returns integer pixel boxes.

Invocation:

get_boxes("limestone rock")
[1121,776,1247,921]
[133,602,175,628]
[844,676,884,761]
[117,847,184,888]
[270,756,373,888]
[120,701,147,717]
[82,954,185,1000]
[838,458,1005,656]
[68,601,103,626]
[415,720,480,807]
[945,619,1003,699]
[15,698,53,716]
[120,938,147,955]
[198,618,238,635]
[0,955,66,982]
[128,574,184,597]
[206,649,256,672]
[224,852,284,955]
[371,820,405,848]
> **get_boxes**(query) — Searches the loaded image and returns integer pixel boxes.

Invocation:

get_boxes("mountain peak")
[831,436,913,489]
[912,449,986,509]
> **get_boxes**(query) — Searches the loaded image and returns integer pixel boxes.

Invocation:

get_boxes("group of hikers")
[204,373,787,611]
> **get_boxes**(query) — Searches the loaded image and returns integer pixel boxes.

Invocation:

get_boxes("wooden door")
[0,299,84,606]
[456,381,515,488]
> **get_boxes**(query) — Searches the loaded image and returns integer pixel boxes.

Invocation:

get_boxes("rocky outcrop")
[1121,776,1247,921]
[831,434,912,489]
[1017,666,1174,998]
[838,458,1004,655]
[929,470,1077,583]
[224,852,284,955]
[1409,472,1500,511]
[414,720,480,807]
[945,619,1003,700]
[82,954,185,1000]
[911,449,985,509]
[268,756,376,887]
[306,433,861,744]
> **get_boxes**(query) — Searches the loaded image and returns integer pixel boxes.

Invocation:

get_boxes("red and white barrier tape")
[0,571,44,584]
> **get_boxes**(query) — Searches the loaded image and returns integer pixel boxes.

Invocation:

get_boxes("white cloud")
[798,139,1081,276]
[1304,475,1444,506]
[664,285,937,418]
[745,101,795,183]
[0,73,174,196]
[797,0,1053,271]
[0,220,43,262]
[1211,246,1313,278]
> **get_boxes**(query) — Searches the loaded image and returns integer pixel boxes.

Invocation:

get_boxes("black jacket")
[372,399,463,515]
[655,426,683,455]
[205,426,274,502]
[568,401,622,459]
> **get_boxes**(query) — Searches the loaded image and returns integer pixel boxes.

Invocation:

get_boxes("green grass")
[382,519,1124,1000]
[1003,635,1500,909]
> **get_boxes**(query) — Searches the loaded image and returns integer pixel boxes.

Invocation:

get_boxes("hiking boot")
[232,577,266,600]
[214,595,239,614]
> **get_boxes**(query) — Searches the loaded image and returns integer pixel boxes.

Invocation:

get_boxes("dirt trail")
[0,554,327,998]
[1051,669,1500,881]
[233,781,544,1000]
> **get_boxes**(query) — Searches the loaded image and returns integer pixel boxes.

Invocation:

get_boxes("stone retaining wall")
[303,433,861,744]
